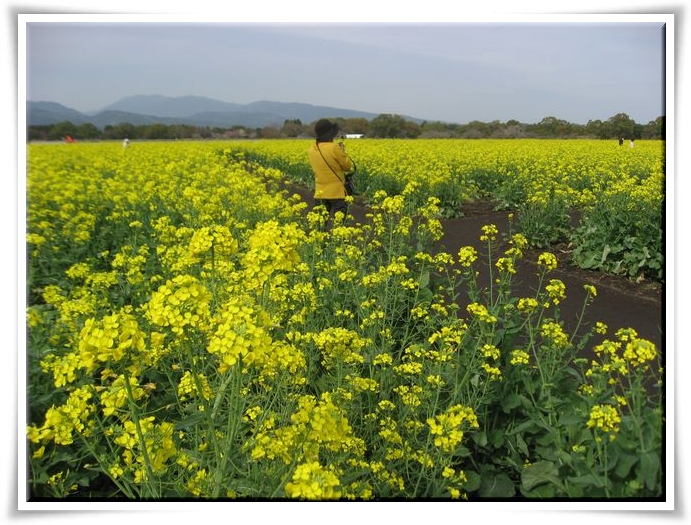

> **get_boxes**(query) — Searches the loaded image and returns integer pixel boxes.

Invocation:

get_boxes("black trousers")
[316,198,348,216]
[315,198,349,229]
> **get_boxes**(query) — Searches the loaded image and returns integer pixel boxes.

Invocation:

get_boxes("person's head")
[315,119,340,142]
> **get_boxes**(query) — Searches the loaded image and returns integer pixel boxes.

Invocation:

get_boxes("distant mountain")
[27,101,89,126]
[243,100,382,123]
[26,95,420,129]
[99,94,245,118]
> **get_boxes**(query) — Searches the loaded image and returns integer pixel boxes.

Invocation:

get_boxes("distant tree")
[607,113,636,140]
[280,119,304,137]
[533,116,572,137]
[258,126,280,139]
[369,114,409,138]
[419,121,455,138]
[76,122,101,140]
[342,118,369,135]
[103,123,138,140]
[47,121,78,141]
[27,125,52,141]
[585,119,606,139]
[141,123,171,140]
[403,120,422,138]
[641,116,664,140]
[198,127,213,139]
[492,122,527,139]
[25,111,666,143]
[462,120,492,138]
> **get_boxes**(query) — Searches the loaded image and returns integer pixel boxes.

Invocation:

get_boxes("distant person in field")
[619,137,624,146]
[308,119,353,226]
[629,138,635,148]
[122,138,130,148]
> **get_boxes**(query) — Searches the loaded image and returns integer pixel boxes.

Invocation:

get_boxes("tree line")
[27,112,664,142]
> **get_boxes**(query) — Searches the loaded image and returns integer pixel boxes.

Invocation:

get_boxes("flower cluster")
[586,404,621,435]
[310,327,370,370]
[27,386,95,446]
[427,404,479,453]
[145,275,212,337]
[207,295,273,373]
[111,417,177,482]
[284,461,342,500]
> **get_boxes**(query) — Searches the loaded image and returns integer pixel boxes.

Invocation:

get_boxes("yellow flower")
[583,284,597,297]
[540,321,570,348]
[457,246,478,268]
[480,224,498,242]
[622,337,658,367]
[284,461,342,500]
[537,252,558,271]
[545,279,566,305]
[587,404,621,434]
[427,404,479,453]
[311,327,369,369]
[177,371,212,402]
[510,349,530,365]
[466,302,497,323]
[495,256,516,274]
[517,297,539,313]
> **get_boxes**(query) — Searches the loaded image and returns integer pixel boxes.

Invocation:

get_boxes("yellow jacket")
[308,141,353,199]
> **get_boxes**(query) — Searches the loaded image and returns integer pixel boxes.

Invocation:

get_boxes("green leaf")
[479,472,516,498]
[455,445,472,458]
[614,453,639,479]
[521,460,560,491]
[515,433,529,457]
[174,412,206,430]
[501,393,525,412]
[417,270,430,288]
[555,449,573,468]
[507,419,546,436]
[521,483,556,498]
[488,429,507,448]
[568,473,605,488]
[601,244,611,263]
[472,430,488,447]
[580,254,599,269]
[463,470,481,492]
[640,451,661,491]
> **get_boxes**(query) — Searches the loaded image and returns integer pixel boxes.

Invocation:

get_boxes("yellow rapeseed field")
[25,140,663,500]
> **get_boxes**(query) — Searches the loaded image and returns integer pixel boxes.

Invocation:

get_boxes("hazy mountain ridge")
[26,95,413,128]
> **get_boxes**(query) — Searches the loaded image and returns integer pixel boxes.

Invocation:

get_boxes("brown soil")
[287,185,665,354]
[438,201,664,354]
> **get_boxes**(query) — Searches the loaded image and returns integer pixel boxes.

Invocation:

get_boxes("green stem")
[77,431,138,499]
[121,369,158,497]
[568,290,593,345]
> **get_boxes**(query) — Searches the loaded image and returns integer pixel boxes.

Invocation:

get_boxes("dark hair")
[315,119,339,142]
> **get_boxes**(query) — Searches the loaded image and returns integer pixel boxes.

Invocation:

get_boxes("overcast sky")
[23,16,667,125]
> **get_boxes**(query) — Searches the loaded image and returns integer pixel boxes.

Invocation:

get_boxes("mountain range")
[26,95,421,129]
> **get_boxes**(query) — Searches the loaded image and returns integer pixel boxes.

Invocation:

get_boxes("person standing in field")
[308,118,353,224]
[629,138,635,148]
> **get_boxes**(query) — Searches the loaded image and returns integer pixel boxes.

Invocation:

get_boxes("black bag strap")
[316,142,347,187]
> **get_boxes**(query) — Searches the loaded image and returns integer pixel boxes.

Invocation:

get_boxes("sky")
[23,14,668,125]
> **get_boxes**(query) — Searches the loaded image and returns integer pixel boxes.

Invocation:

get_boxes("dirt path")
[287,184,664,354]
[438,209,664,353]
